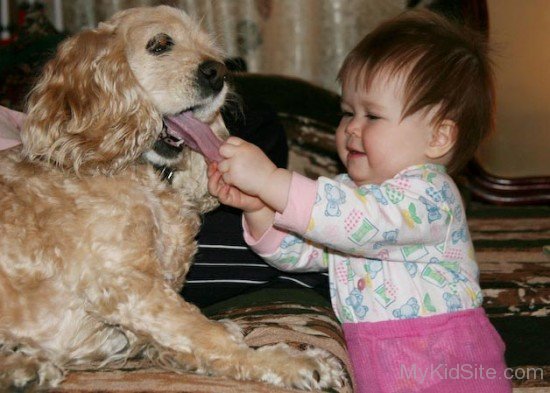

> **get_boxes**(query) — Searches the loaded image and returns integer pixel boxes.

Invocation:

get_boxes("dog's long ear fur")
[21,23,162,175]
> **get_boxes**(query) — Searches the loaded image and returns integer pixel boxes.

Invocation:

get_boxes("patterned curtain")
[1,1,471,91]
[58,0,414,92]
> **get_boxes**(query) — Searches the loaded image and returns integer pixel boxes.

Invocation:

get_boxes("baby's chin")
[346,167,389,187]
[348,173,379,187]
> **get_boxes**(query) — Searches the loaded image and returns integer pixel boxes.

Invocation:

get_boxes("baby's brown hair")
[338,9,495,174]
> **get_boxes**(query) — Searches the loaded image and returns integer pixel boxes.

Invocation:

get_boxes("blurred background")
[1,0,548,179]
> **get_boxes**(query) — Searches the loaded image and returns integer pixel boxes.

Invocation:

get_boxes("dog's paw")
[37,358,65,388]
[0,352,65,391]
[256,343,347,390]
[217,319,245,345]
[300,347,346,390]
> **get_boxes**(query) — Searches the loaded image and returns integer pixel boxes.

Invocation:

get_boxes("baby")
[208,9,510,393]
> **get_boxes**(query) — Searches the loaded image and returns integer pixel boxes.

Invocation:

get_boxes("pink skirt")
[343,308,511,393]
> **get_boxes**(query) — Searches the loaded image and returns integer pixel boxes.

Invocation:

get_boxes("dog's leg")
[0,330,65,391]
[88,277,344,390]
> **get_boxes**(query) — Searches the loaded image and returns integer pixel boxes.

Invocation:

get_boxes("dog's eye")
[146,34,174,55]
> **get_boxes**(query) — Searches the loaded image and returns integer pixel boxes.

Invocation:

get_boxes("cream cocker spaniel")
[0,6,344,391]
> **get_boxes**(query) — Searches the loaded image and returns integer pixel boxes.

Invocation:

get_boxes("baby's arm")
[276,172,454,261]
[244,220,328,272]
[216,137,327,271]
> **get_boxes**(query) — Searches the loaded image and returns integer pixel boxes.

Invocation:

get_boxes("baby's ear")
[425,120,457,160]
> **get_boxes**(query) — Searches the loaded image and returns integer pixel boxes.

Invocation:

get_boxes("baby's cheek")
[335,134,348,164]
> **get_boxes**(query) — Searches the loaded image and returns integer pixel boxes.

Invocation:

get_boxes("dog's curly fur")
[0,6,344,391]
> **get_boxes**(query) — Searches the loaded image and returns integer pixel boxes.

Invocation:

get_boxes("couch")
[1,16,549,393]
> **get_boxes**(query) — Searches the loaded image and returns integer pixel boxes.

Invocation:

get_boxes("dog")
[0,6,344,391]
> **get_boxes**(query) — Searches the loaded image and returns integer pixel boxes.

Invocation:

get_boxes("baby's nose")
[345,123,361,137]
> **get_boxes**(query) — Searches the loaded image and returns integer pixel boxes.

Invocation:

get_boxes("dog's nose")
[198,60,227,93]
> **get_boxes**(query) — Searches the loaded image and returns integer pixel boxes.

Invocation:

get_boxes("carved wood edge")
[459,1,550,206]
[461,160,550,206]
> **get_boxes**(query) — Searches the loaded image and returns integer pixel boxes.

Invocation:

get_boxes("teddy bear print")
[426,182,455,205]
[418,196,442,223]
[345,288,369,318]
[405,261,418,277]
[365,259,383,279]
[324,184,346,217]
[451,227,468,244]
[281,235,303,249]
[364,184,388,205]
[443,292,463,312]
[392,297,420,319]
[373,229,399,250]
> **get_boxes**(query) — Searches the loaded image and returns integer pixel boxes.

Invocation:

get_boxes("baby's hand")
[208,162,265,213]
[217,137,277,197]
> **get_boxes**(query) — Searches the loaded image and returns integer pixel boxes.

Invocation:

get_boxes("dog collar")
[152,164,177,184]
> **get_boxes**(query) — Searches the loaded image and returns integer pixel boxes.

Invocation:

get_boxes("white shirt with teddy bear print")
[245,164,484,323]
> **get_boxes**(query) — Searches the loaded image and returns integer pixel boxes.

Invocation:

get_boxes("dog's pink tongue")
[164,111,223,162]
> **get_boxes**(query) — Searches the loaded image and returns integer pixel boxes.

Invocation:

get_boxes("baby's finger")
[208,169,226,195]
[219,142,238,159]
[207,177,220,196]
[225,136,244,146]
[217,159,230,174]
[220,184,233,203]
[208,175,218,193]
[221,171,232,185]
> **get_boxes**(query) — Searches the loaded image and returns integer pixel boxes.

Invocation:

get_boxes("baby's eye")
[366,114,381,121]
[340,111,354,118]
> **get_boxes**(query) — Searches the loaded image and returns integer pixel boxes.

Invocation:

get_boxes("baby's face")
[336,71,438,186]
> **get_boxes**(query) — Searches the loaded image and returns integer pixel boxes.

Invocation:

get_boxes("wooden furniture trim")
[460,0,550,205]
[464,161,550,205]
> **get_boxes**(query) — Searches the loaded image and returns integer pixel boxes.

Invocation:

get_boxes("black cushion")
[181,89,329,308]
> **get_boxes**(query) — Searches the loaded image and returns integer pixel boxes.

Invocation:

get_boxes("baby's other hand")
[208,162,265,213]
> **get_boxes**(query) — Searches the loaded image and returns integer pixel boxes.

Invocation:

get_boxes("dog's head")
[21,6,229,175]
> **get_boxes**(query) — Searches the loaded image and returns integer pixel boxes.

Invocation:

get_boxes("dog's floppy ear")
[21,23,162,175]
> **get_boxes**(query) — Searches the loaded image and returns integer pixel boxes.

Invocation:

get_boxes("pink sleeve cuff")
[242,216,288,255]
[274,172,317,235]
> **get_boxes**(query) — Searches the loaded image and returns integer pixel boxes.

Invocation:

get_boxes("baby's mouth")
[348,149,366,158]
